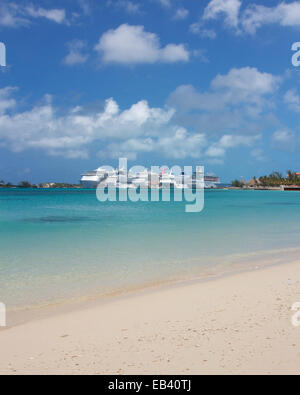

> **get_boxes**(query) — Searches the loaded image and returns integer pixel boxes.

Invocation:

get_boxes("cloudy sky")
[1,0,300,183]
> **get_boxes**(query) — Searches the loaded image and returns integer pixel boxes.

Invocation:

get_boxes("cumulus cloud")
[63,40,89,66]
[198,0,300,35]
[0,89,176,158]
[211,67,280,102]
[203,0,241,28]
[284,89,300,112]
[241,1,300,34]
[169,67,279,114]
[167,67,280,141]
[101,128,207,160]
[0,87,208,161]
[94,24,190,65]
[0,67,282,162]
[0,87,17,114]
[0,2,67,27]
[205,134,261,158]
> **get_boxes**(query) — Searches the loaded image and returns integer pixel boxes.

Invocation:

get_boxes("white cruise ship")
[80,168,107,188]
[80,167,220,189]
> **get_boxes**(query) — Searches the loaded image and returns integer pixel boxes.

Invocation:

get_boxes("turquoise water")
[1,188,300,310]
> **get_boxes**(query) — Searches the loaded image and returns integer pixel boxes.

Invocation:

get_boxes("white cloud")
[107,0,142,15]
[95,24,190,65]
[0,2,67,27]
[26,6,66,24]
[242,2,300,34]
[0,87,17,114]
[78,0,91,16]
[102,128,207,160]
[190,23,217,39]
[173,8,189,20]
[193,49,209,63]
[203,0,241,28]
[160,44,190,63]
[199,1,300,35]
[0,67,278,162]
[272,129,297,151]
[63,40,89,66]
[206,134,261,158]
[0,89,176,158]
[251,148,266,162]
[167,67,280,143]
[157,0,172,8]
[211,67,279,103]
[100,138,154,160]
[273,130,295,143]
[284,89,300,112]
[157,128,206,159]
[1,87,207,161]
[0,3,28,27]
[169,67,279,113]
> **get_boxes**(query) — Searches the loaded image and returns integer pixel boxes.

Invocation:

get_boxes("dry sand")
[1,261,300,375]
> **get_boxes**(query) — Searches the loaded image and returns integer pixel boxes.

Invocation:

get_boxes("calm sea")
[1,188,300,310]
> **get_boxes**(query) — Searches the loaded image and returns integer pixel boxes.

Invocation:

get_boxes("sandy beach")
[1,261,300,375]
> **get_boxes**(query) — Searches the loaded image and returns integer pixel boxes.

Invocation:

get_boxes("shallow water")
[0,188,300,309]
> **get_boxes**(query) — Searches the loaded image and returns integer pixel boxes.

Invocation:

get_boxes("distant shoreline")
[0,186,283,191]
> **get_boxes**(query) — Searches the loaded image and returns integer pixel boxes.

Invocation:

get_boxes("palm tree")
[286,170,295,184]
[18,181,31,188]
[232,179,243,188]
[273,172,283,180]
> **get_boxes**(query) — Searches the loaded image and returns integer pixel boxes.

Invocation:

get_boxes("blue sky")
[1,0,300,183]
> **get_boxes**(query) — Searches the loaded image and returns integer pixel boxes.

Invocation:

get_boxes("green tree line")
[232,171,300,187]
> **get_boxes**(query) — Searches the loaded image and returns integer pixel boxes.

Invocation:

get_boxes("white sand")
[1,261,300,375]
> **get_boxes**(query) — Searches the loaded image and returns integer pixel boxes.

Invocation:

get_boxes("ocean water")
[1,188,300,310]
